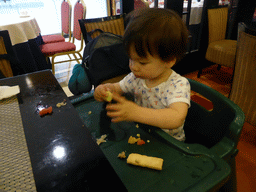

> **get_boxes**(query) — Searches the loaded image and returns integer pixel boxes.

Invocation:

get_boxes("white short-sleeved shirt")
[119,70,190,141]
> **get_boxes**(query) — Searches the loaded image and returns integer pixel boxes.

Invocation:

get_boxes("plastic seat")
[41,0,71,44]
[40,0,86,75]
[198,7,237,78]
[148,78,244,191]
[186,78,245,191]
[0,30,15,78]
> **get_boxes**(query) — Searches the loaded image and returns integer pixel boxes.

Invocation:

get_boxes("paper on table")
[0,85,20,100]
[62,86,74,97]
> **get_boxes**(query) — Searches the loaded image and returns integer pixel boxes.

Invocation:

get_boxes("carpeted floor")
[184,64,256,192]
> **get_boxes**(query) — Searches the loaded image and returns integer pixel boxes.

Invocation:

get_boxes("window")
[0,0,107,35]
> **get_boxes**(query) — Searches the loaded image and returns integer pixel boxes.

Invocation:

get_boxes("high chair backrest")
[208,7,228,44]
[61,0,72,41]
[79,15,125,44]
[183,79,244,159]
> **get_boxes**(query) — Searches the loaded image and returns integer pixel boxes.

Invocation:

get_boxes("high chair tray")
[71,92,231,192]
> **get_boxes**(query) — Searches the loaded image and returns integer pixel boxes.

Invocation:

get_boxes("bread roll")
[127,153,163,170]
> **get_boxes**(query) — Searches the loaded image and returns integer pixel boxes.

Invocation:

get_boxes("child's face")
[129,45,175,82]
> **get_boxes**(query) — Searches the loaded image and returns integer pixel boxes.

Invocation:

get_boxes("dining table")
[0,15,51,77]
[0,70,126,192]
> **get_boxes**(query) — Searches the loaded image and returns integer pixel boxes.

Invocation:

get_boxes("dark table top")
[0,70,126,191]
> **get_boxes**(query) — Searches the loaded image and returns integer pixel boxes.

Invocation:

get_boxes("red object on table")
[39,106,53,116]
[137,139,146,146]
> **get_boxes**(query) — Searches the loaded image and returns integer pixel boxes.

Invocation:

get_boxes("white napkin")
[0,85,20,100]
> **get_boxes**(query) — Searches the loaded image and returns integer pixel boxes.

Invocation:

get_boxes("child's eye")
[139,61,148,65]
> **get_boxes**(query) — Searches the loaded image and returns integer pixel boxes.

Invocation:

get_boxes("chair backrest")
[79,15,125,44]
[134,0,149,9]
[0,30,14,77]
[229,31,256,126]
[61,0,72,40]
[184,79,244,149]
[73,0,86,41]
[208,7,228,44]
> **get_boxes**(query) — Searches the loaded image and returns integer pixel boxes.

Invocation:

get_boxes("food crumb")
[136,134,140,137]
[147,140,150,143]
[96,134,107,145]
[128,136,140,144]
[56,99,67,108]
[88,111,92,115]
[136,124,139,128]
[117,151,126,159]
[105,91,113,102]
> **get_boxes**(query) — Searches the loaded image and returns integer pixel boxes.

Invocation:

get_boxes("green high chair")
[71,78,245,191]
[152,78,245,191]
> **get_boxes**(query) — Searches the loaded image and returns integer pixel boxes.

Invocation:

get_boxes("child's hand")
[94,83,123,102]
[94,84,110,102]
[106,93,138,123]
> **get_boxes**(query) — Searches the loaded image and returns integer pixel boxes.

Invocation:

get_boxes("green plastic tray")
[71,93,231,192]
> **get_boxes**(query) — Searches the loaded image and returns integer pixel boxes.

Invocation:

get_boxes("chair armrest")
[70,90,94,105]
[152,128,218,158]
[210,136,236,160]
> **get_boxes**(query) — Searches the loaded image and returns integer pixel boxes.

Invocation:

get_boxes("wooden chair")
[79,15,125,43]
[229,31,256,126]
[41,0,71,44]
[198,7,237,78]
[79,15,127,84]
[40,0,86,75]
[0,30,14,78]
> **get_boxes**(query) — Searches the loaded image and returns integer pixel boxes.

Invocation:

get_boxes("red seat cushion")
[40,42,76,56]
[42,35,65,44]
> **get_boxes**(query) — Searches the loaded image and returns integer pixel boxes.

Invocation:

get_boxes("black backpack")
[68,30,130,95]
[83,30,130,86]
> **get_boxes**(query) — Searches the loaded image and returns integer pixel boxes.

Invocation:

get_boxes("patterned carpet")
[184,64,256,192]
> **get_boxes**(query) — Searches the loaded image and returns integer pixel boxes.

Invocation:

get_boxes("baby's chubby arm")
[106,94,188,130]
[94,83,124,102]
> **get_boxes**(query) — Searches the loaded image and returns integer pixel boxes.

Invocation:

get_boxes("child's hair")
[123,8,188,63]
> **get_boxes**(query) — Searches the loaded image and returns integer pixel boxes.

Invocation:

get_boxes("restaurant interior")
[0,0,256,191]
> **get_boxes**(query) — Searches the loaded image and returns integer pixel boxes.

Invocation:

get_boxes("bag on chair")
[68,30,130,95]
[83,30,130,86]
[68,63,92,95]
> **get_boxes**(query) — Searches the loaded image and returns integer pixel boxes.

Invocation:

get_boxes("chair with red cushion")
[41,0,72,44]
[40,0,86,75]
[134,0,149,10]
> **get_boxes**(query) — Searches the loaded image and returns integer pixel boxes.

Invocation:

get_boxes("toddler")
[94,8,190,141]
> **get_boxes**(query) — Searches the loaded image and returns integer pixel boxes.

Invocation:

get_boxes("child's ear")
[167,58,176,68]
